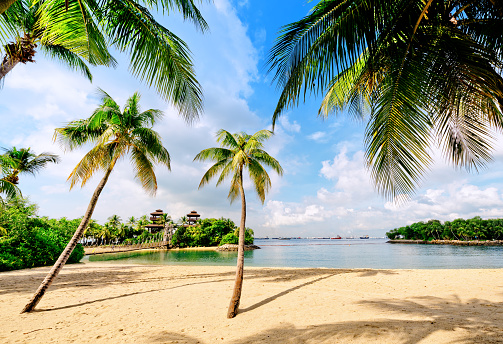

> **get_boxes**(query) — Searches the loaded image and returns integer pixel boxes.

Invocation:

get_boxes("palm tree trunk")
[0,0,18,15]
[0,55,19,81]
[227,167,246,318]
[21,164,115,313]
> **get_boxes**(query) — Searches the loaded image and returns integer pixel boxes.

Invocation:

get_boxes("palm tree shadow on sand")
[5,267,395,312]
[149,295,503,344]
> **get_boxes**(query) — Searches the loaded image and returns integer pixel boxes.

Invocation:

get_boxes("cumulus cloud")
[307,131,327,142]
[278,115,301,133]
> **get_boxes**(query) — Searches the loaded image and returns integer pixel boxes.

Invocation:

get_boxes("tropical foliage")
[0,146,58,201]
[0,0,113,81]
[268,0,503,201]
[171,217,254,248]
[22,90,171,313]
[1,147,59,185]
[0,197,84,272]
[195,129,282,318]
[387,216,503,241]
[1,0,207,119]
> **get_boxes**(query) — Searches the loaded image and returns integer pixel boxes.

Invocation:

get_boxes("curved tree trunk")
[21,165,115,313]
[0,0,18,15]
[0,55,19,81]
[227,167,246,318]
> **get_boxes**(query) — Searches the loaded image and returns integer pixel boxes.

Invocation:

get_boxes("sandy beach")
[1,262,502,344]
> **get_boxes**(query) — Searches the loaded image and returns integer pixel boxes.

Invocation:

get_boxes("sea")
[87,238,503,269]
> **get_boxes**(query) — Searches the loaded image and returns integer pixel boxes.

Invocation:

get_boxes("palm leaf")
[101,0,203,121]
[41,44,93,81]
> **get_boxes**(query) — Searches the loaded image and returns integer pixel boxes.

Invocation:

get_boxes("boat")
[330,236,342,239]
[360,235,370,239]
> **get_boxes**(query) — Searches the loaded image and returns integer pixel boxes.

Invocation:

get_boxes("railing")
[81,231,173,255]
[84,240,170,255]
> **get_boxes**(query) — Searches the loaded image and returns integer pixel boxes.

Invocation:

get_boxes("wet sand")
[1,262,502,343]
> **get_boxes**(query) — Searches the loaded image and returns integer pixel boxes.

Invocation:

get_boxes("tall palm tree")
[21,89,171,313]
[1,0,207,119]
[194,129,283,318]
[1,147,59,185]
[117,223,130,242]
[268,0,503,201]
[106,214,122,230]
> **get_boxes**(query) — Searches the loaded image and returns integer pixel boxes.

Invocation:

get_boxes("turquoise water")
[88,238,503,269]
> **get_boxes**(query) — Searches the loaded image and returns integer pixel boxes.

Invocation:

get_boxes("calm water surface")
[88,238,503,269]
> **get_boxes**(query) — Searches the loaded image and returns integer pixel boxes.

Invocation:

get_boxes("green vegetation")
[0,197,84,272]
[22,90,172,313]
[171,217,254,248]
[1,0,206,118]
[386,217,503,241]
[0,147,59,202]
[195,129,283,318]
[268,1,503,200]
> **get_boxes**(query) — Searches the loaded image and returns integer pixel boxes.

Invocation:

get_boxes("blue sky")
[2,0,503,237]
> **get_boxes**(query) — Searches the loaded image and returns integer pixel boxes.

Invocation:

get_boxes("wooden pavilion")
[185,210,200,227]
[145,209,165,233]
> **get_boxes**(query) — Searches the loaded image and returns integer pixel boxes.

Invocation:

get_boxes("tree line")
[386,217,503,241]
[0,195,256,271]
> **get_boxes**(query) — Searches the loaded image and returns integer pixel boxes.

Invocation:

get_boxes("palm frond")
[101,0,203,121]
[68,145,109,188]
[216,129,239,149]
[131,128,171,168]
[0,178,21,199]
[194,147,233,162]
[130,146,157,195]
[40,44,93,81]
[248,158,271,204]
[198,159,230,188]
[36,0,116,66]
[146,0,209,32]
[251,150,284,176]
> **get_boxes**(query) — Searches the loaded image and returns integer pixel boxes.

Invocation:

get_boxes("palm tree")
[268,0,503,201]
[21,89,171,313]
[194,129,283,318]
[106,214,122,230]
[179,215,188,226]
[1,147,59,185]
[1,0,207,119]
[0,0,115,81]
[0,155,20,201]
[116,223,130,242]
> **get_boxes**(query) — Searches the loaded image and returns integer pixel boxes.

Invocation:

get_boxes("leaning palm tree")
[194,129,283,318]
[268,0,503,201]
[21,89,171,313]
[1,0,207,119]
[1,147,59,185]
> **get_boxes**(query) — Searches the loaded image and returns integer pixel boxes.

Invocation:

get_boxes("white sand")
[1,262,502,343]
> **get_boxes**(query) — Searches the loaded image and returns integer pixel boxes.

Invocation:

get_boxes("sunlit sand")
[1,262,502,343]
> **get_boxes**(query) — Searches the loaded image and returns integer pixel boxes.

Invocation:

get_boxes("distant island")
[386,216,503,245]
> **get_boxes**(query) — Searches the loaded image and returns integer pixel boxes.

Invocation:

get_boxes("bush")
[219,228,254,245]
[0,197,85,272]
[171,218,254,248]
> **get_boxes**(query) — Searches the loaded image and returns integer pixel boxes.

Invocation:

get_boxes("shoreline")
[387,239,503,246]
[1,262,502,343]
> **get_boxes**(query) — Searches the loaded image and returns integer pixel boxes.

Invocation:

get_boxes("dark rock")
[215,244,261,251]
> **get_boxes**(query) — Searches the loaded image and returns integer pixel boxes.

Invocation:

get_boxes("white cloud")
[278,115,301,133]
[307,131,327,142]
